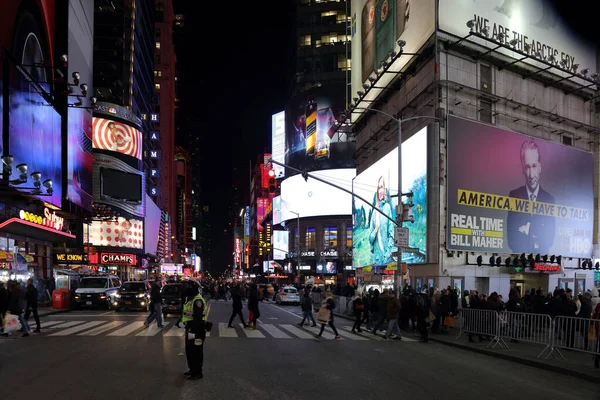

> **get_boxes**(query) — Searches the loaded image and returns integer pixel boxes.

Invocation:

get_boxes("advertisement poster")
[438,0,596,85]
[67,0,94,210]
[92,117,143,160]
[285,84,355,175]
[351,0,435,117]
[353,127,427,267]
[272,230,289,260]
[447,116,594,258]
[87,217,144,249]
[271,111,285,178]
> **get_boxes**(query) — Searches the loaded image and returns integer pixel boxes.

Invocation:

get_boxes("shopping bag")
[425,311,435,323]
[316,305,331,324]
[3,313,21,333]
[444,316,456,327]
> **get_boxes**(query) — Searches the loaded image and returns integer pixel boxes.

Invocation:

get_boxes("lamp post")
[290,210,300,281]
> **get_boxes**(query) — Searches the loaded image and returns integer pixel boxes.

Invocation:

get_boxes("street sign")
[394,227,409,248]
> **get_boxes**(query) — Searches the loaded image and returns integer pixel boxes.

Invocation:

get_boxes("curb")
[428,337,600,384]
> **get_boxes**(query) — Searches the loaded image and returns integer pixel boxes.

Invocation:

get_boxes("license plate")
[86,301,92,305]
[125,301,132,305]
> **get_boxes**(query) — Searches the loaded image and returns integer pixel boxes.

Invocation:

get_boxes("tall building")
[175,146,193,262]
[248,154,273,271]
[152,0,177,241]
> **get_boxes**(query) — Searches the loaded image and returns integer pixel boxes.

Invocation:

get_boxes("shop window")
[323,226,337,248]
[305,227,316,249]
[346,226,352,248]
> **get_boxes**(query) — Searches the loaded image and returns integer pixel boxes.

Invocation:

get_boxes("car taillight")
[281,293,287,296]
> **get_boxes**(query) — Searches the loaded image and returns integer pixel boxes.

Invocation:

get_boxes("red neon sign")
[533,263,561,272]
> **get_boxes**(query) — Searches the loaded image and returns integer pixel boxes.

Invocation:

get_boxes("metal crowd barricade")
[548,316,600,359]
[456,308,506,349]
[497,311,553,358]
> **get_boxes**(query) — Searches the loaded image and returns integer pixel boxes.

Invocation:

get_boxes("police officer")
[182,286,207,380]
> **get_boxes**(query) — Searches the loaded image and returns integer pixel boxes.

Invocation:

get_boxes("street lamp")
[289,210,300,279]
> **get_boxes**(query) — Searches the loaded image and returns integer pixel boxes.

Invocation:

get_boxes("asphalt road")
[0,300,596,400]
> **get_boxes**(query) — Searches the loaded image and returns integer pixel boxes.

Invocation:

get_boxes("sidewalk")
[332,310,600,383]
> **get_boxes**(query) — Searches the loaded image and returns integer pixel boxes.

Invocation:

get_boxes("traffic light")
[268,169,276,193]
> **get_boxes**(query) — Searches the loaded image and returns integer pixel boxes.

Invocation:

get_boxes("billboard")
[285,84,355,175]
[317,261,337,275]
[257,198,268,227]
[351,0,435,118]
[353,127,427,267]
[92,117,143,160]
[447,116,594,258]
[67,0,94,210]
[273,230,288,260]
[271,111,285,178]
[438,0,596,84]
[87,217,144,250]
[272,196,282,225]
[280,169,356,222]
[144,194,162,256]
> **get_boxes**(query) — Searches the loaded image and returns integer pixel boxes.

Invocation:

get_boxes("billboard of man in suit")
[507,140,555,254]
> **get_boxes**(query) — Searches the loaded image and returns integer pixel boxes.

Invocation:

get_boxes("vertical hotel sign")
[150,130,160,196]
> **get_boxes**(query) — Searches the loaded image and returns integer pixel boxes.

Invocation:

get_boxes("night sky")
[174,1,296,271]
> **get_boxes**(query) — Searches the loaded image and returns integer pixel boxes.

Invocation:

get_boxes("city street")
[1,300,597,399]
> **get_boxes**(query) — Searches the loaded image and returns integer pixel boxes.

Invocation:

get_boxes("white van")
[74,275,122,309]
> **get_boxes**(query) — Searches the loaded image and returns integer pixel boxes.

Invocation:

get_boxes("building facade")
[175,146,193,263]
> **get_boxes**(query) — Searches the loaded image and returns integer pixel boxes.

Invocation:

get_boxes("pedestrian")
[247,284,260,329]
[316,290,340,340]
[182,286,208,380]
[384,290,401,340]
[351,291,364,333]
[0,281,8,336]
[416,289,430,343]
[298,288,316,327]
[175,282,189,328]
[25,278,41,333]
[228,285,247,328]
[144,278,164,328]
[8,281,30,337]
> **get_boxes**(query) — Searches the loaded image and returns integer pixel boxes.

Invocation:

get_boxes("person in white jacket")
[591,287,599,310]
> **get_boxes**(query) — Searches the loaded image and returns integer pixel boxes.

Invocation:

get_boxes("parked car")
[113,281,151,311]
[74,275,121,309]
[275,286,300,305]
[161,279,201,317]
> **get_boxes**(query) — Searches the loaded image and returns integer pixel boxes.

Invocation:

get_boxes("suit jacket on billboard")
[507,185,555,254]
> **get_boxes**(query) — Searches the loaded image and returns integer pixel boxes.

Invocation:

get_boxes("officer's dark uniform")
[182,288,206,380]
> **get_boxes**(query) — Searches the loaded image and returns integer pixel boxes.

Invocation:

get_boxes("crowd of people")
[0,278,41,337]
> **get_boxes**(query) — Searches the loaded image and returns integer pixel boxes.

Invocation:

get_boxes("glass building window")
[299,35,311,47]
[346,226,352,248]
[155,41,161,49]
[338,56,351,71]
[155,83,161,90]
[154,70,162,77]
[323,226,337,248]
[305,227,316,249]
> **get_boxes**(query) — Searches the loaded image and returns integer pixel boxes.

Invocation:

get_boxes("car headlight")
[115,293,121,298]
[136,293,145,298]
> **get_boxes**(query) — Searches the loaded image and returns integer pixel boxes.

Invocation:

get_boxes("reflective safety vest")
[182,294,206,323]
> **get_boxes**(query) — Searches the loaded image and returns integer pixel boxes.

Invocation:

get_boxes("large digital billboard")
[92,117,143,160]
[447,116,594,258]
[272,230,288,260]
[67,0,94,210]
[285,84,355,174]
[350,0,435,119]
[280,169,356,222]
[87,217,144,250]
[271,111,285,179]
[439,0,596,85]
[353,127,427,267]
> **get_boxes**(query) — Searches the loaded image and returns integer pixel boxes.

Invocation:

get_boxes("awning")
[0,217,76,244]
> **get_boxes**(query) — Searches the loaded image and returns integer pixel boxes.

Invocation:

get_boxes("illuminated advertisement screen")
[280,169,355,221]
[67,0,94,210]
[272,196,282,225]
[285,84,355,175]
[271,111,285,178]
[272,230,288,260]
[353,127,428,267]
[88,217,144,249]
[257,198,268,226]
[92,117,143,160]
[447,116,594,258]
[317,261,337,275]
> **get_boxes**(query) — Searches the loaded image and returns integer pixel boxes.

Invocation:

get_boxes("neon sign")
[19,208,64,231]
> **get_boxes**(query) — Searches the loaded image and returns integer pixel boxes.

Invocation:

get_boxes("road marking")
[335,327,368,340]
[99,311,114,316]
[49,321,105,336]
[50,321,85,329]
[108,321,145,336]
[79,321,127,336]
[271,304,303,319]
[305,324,339,340]
[280,324,316,339]
[164,325,185,337]
[240,323,265,338]
[40,320,66,328]
[260,324,291,339]
[136,323,169,336]
[218,322,238,337]
[341,326,384,341]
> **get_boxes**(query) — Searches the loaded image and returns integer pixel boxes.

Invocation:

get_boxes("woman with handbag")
[351,292,364,333]
[316,291,340,340]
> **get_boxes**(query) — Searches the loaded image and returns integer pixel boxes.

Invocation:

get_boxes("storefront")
[89,252,139,282]
[0,204,77,282]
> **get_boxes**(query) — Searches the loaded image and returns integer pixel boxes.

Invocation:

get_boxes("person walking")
[8,281,30,337]
[144,278,164,328]
[298,288,316,327]
[25,278,41,333]
[182,286,208,380]
[351,291,364,333]
[228,285,247,328]
[316,290,340,340]
[383,291,401,340]
[247,284,260,329]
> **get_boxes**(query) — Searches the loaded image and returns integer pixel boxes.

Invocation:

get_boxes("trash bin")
[52,288,70,309]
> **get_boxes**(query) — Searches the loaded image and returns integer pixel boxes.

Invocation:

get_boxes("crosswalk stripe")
[137,323,169,336]
[240,324,265,338]
[40,320,65,328]
[49,321,105,336]
[218,322,237,337]
[79,321,127,336]
[164,325,185,337]
[341,326,383,340]
[260,324,291,339]
[50,321,85,329]
[335,327,368,340]
[279,324,316,339]
[108,321,145,336]
[305,324,339,339]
